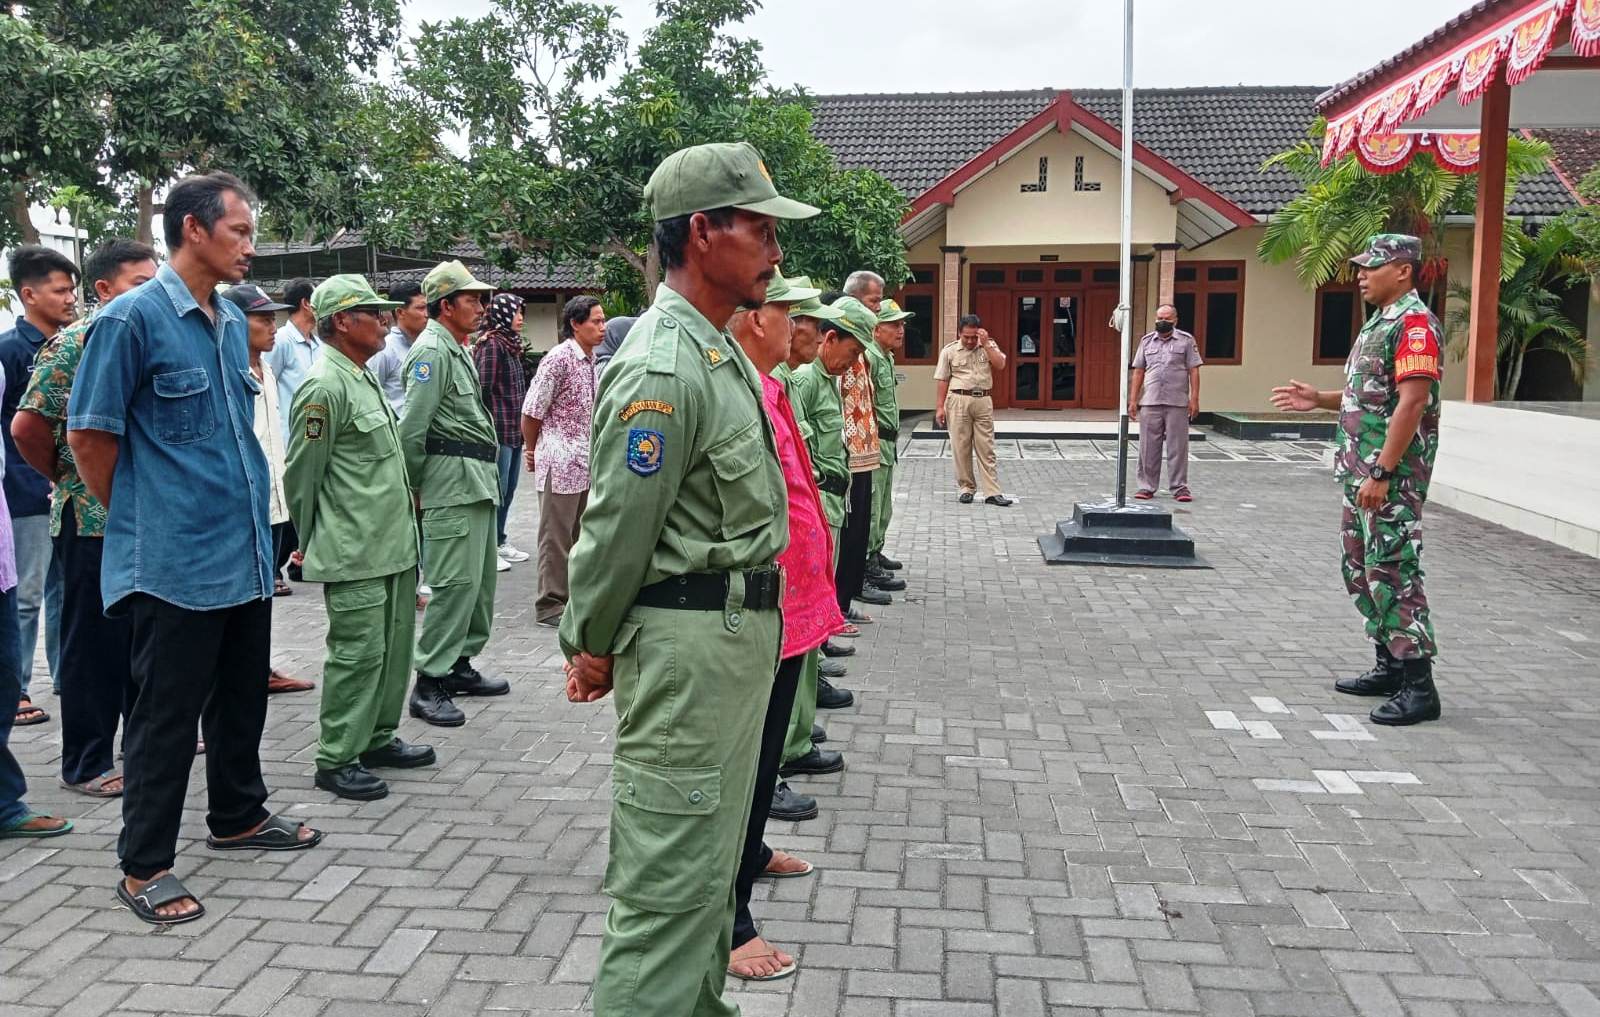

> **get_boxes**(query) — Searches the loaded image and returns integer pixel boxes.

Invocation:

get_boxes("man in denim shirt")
[68,171,321,926]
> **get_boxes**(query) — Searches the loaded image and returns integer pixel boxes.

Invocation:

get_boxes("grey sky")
[404,0,1474,93]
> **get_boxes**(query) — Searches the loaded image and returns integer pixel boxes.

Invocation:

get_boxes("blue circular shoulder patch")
[413,361,433,384]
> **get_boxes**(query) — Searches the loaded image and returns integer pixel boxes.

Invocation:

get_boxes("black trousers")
[273,521,296,577]
[835,471,874,613]
[732,653,805,950]
[118,594,272,879]
[55,510,133,786]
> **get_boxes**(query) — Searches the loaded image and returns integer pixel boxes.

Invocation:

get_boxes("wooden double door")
[972,268,1122,410]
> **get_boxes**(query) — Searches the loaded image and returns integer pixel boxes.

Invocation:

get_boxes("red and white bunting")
[1321,0,1589,165]
[1351,132,1482,176]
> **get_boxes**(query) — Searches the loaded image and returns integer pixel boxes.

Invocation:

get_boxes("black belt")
[878,425,899,442]
[817,472,849,497]
[635,569,783,612]
[425,435,497,462]
[950,388,989,397]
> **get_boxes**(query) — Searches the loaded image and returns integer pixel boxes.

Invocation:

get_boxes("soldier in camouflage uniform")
[1272,233,1442,726]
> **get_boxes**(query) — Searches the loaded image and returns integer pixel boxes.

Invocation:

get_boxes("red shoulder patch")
[1394,312,1441,382]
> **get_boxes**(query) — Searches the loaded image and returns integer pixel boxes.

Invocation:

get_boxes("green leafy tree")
[1446,217,1591,398]
[10,0,402,245]
[1258,121,1550,300]
[378,0,906,304]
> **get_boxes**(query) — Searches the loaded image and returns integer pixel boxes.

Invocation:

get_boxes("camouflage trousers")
[1339,484,1437,660]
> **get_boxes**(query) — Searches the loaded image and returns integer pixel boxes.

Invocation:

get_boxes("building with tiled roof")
[808,87,1584,413]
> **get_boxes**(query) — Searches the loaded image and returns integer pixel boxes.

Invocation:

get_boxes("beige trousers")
[536,480,588,624]
[947,393,1000,497]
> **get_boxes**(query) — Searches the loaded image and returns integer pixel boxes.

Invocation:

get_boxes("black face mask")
[1154,320,1175,335]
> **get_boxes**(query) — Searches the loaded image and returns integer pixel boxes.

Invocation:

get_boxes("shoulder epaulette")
[645,317,681,375]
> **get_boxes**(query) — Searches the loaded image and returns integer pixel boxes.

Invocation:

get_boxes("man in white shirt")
[263,278,321,443]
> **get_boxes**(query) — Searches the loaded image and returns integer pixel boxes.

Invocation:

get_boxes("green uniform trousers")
[318,569,418,770]
[593,600,781,1017]
[414,500,498,677]
[1339,484,1437,660]
[781,524,839,767]
[868,462,894,555]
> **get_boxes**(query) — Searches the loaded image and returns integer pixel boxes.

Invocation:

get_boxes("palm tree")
[1446,218,1590,399]
[1258,121,1551,303]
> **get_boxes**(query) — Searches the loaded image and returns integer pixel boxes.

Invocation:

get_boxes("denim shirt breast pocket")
[152,367,217,444]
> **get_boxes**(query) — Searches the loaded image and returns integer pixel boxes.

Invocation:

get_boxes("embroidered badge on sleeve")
[412,361,433,384]
[619,399,675,422]
[1394,313,1442,382]
[626,428,665,476]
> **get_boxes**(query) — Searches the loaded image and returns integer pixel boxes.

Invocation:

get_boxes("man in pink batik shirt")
[724,272,847,983]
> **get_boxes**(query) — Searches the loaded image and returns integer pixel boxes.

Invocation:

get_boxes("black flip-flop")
[14,697,48,725]
[206,814,323,852]
[116,873,205,926]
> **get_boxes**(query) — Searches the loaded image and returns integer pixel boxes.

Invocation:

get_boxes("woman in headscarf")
[472,293,531,570]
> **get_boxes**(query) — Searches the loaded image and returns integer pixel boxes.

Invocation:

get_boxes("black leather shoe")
[818,657,848,680]
[985,495,1015,507]
[769,781,818,821]
[812,724,827,743]
[315,762,388,801]
[958,492,974,504]
[876,552,903,571]
[821,640,855,658]
[780,747,845,777]
[445,657,510,697]
[1335,644,1404,697]
[866,569,906,592]
[360,738,437,770]
[856,587,892,606]
[409,675,466,727]
[817,676,855,710]
[1370,659,1441,726]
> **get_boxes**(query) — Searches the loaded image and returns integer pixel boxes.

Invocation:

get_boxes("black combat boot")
[409,674,466,727]
[444,657,510,697]
[1335,643,1403,697]
[1370,658,1441,726]
[876,552,903,571]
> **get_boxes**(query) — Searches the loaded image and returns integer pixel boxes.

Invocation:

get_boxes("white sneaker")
[498,542,531,563]
[418,584,433,597]
[496,556,512,573]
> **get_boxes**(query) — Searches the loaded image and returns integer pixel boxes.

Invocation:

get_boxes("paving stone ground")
[3,432,1600,1017]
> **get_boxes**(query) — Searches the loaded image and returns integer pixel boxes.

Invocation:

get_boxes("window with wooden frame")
[1315,272,1449,366]
[1171,261,1245,365]
[892,264,939,364]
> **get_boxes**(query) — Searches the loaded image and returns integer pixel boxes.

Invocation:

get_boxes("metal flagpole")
[1113,0,1135,507]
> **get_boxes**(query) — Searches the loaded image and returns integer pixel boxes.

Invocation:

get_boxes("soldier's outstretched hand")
[1270,379,1319,412]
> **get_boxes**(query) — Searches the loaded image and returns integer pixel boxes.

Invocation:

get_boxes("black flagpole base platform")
[1038,498,1211,569]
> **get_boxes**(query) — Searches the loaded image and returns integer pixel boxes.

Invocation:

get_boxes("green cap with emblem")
[877,298,914,323]
[1350,233,1422,268]
[644,142,820,222]
[309,274,401,321]
[784,275,846,322]
[830,296,877,346]
[763,270,821,305]
[422,259,494,303]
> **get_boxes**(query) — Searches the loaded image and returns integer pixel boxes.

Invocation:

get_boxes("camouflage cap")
[644,142,820,222]
[784,275,846,322]
[1351,233,1422,268]
[764,270,821,305]
[829,295,877,346]
[309,274,401,321]
[877,298,914,323]
[422,260,494,303]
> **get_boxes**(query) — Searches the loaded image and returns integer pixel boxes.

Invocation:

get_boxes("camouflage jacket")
[1335,289,1443,495]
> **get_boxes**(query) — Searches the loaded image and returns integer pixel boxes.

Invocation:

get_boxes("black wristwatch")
[1368,463,1393,482]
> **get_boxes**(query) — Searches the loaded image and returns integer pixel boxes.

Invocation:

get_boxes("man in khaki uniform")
[934,313,1013,506]
[399,261,508,726]
[285,276,432,801]
[559,141,815,1017]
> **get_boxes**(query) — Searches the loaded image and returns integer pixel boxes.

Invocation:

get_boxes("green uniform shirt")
[1335,289,1443,496]
[864,338,899,468]
[18,313,106,537]
[284,345,420,582]
[398,320,500,509]
[788,360,847,527]
[558,283,788,659]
